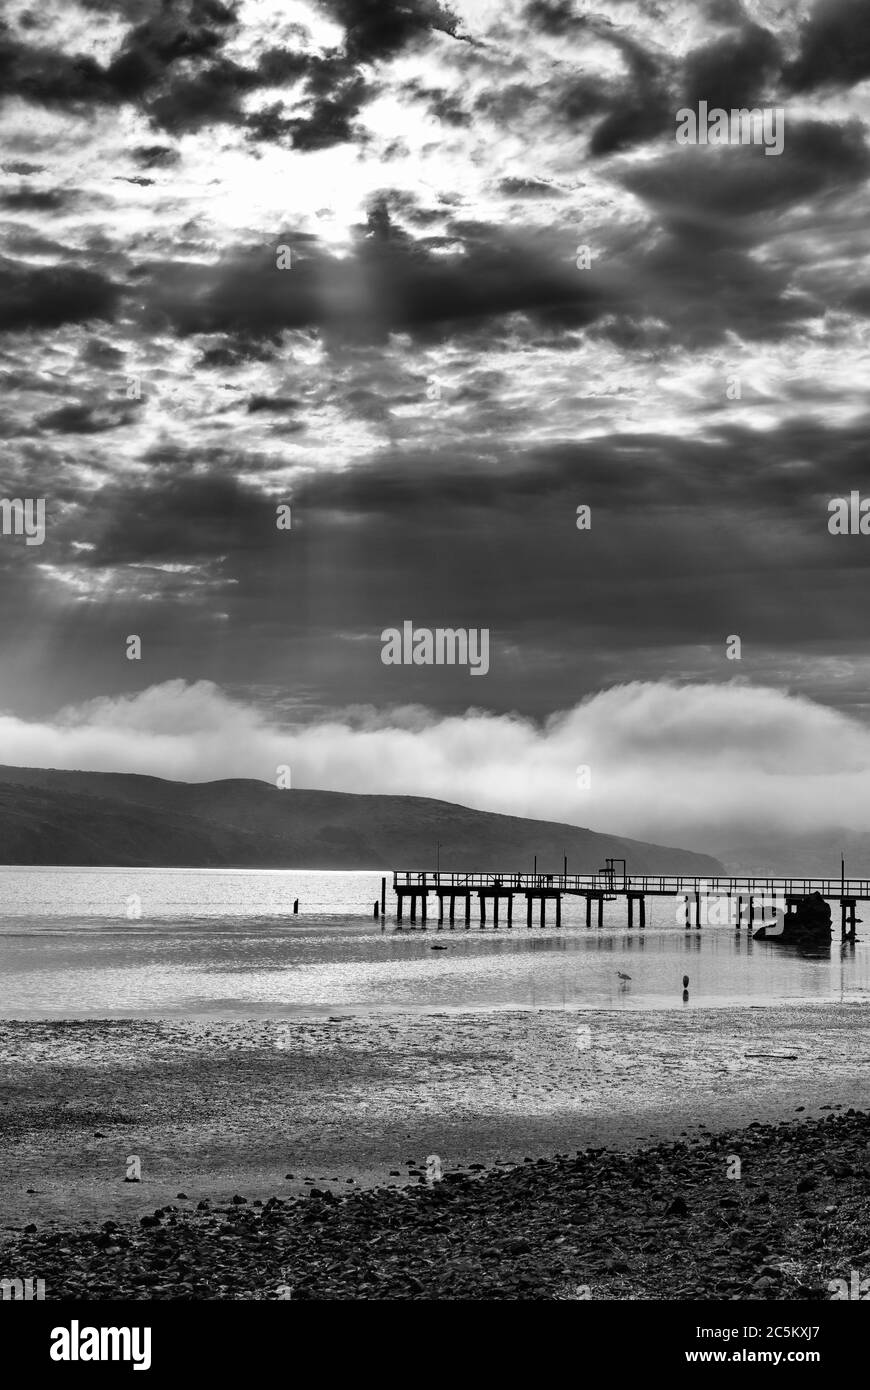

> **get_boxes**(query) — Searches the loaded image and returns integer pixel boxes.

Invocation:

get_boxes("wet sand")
[1,1003,868,1229]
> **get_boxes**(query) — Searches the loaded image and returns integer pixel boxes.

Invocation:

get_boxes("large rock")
[753,891,831,944]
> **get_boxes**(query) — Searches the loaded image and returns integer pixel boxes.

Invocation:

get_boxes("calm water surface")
[0,868,867,1019]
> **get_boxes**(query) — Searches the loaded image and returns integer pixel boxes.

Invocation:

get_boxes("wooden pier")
[392,866,866,940]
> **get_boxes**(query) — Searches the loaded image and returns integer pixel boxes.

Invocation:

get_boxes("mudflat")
[1,1004,867,1229]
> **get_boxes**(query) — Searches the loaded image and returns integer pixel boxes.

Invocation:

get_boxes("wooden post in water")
[586,895,592,928]
[597,894,603,928]
[381,877,386,918]
[449,895,455,928]
[526,894,532,929]
[555,894,561,929]
[374,901,379,920]
[493,895,499,930]
[293,899,299,914]
[639,896,646,928]
[628,896,634,929]
[465,894,471,929]
[479,892,486,929]
[540,897,546,929]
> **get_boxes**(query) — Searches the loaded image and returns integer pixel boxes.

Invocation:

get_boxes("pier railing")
[393,870,870,900]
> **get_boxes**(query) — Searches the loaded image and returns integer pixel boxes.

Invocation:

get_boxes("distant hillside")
[0,765,724,874]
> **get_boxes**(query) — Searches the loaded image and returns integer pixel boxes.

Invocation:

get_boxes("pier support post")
[438,895,444,926]
[555,894,561,929]
[526,894,532,929]
[639,895,646,929]
[841,899,856,940]
[449,895,455,928]
[628,896,634,929]
[508,895,513,929]
[494,895,499,930]
[421,892,427,928]
[597,894,603,928]
[465,894,471,929]
[586,895,592,928]
[397,894,403,924]
[748,896,754,929]
[479,892,486,929]
[381,876,386,918]
[540,897,546,929]
[694,891,701,931]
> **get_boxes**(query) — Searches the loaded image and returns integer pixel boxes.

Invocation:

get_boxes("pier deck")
[391,869,867,937]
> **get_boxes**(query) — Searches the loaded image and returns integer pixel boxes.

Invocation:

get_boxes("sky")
[2,0,870,849]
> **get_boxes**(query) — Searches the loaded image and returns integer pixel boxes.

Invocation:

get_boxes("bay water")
[0,867,866,1019]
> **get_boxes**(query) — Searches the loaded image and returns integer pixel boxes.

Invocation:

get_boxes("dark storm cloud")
[785,0,870,93]
[622,120,870,220]
[399,78,471,125]
[144,56,261,133]
[79,337,126,368]
[522,1,677,156]
[523,0,579,35]
[625,232,810,346]
[473,81,539,124]
[268,413,870,659]
[0,0,462,150]
[682,22,781,108]
[280,419,828,520]
[246,395,302,413]
[131,145,181,167]
[36,401,136,434]
[0,0,238,113]
[318,0,461,62]
[245,66,373,150]
[149,218,606,343]
[1,160,46,175]
[498,177,565,198]
[0,258,119,331]
[588,86,672,158]
[0,188,70,211]
[40,416,832,727]
[81,471,274,568]
[28,404,870,719]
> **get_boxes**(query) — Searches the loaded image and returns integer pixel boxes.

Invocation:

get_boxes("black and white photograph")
[0,0,868,1364]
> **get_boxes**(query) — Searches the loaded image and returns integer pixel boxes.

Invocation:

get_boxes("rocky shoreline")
[2,1108,868,1300]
